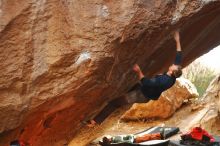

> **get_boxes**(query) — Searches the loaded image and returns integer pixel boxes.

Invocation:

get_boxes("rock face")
[202,75,220,110]
[199,75,220,133]
[1,0,220,145]
[121,77,198,121]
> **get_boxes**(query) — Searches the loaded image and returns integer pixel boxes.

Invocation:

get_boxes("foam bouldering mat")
[169,141,220,146]
[100,139,170,146]
[98,126,179,146]
[139,140,170,146]
[169,136,220,146]
[134,126,180,139]
[168,141,185,146]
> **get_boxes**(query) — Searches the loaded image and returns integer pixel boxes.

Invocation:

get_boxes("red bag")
[181,127,215,142]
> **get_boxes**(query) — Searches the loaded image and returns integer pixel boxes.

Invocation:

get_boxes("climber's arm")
[174,31,182,65]
[133,64,145,80]
[133,64,160,87]
[174,31,181,52]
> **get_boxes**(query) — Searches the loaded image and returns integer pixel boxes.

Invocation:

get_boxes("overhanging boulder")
[1,0,220,145]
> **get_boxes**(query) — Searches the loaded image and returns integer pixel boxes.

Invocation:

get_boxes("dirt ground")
[68,102,220,146]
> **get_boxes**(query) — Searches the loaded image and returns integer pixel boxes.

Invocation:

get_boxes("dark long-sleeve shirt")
[140,51,182,100]
[174,51,182,65]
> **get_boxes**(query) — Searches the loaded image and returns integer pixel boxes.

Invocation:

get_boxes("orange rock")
[121,77,198,121]
[0,0,220,145]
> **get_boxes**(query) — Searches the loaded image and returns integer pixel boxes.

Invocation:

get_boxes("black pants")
[94,88,150,124]
[130,79,161,101]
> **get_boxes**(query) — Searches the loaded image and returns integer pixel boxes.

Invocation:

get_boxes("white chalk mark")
[97,5,109,18]
[76,52,91,65]
[171,0,187,25]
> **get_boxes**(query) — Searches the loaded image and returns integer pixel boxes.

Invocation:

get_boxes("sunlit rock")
[121,77,198,121]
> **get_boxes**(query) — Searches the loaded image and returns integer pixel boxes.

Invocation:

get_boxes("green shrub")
[182,60,217,96]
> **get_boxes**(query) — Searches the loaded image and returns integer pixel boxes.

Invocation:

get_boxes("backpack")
[180,127,219,146]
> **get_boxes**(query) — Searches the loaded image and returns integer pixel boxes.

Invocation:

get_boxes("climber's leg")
[128,83,142,92]
[126,89,150,104]
[88,92,150,126]
[93,95,128,124]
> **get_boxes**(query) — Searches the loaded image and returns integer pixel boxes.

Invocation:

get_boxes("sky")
[197,45,220,73]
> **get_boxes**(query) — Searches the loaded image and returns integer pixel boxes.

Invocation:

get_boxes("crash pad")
[169,136,220,146]
[99,126,179,146]
[134,126,180,139]
[101,139,170,146]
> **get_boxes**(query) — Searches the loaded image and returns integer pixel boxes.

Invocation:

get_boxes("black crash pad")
[169,141,188,146]
[99,127,179,146]
[101,139,170,146]
[169,141,220,146]
[134,126,180,139]
[169,136,220,146]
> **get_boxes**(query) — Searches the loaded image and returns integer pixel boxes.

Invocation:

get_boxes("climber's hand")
[133,64,141,73]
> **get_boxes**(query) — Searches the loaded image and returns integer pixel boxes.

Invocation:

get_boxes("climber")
[84,31,183,128]
[132,30,182,101]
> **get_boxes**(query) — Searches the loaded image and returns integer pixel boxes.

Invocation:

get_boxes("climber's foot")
[86,120,97,128]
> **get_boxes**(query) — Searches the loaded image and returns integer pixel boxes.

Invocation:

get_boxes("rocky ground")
[68,100,220,146]
[1,1,220,145]
[69,101,217,146]
[69,76,220,146]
